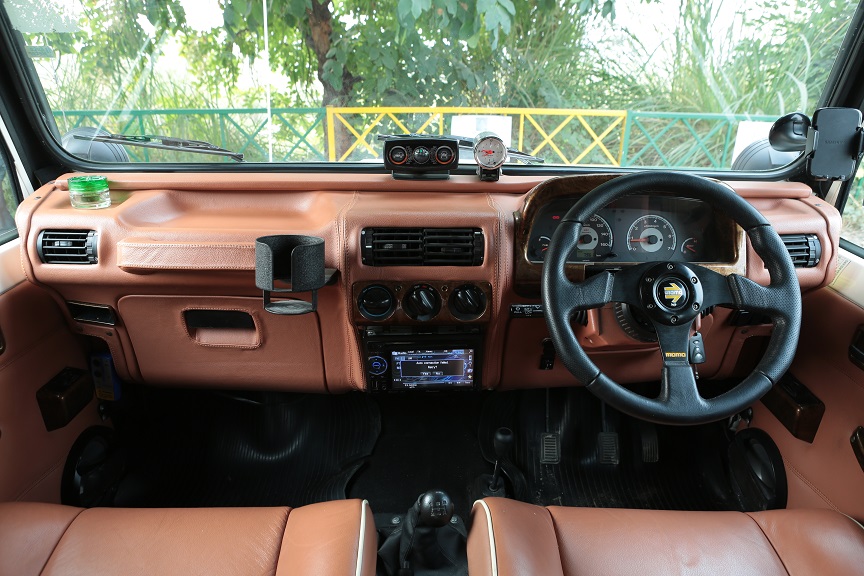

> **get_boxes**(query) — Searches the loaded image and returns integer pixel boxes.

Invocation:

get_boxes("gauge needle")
[686,245,697,253]
[482,150,496,155]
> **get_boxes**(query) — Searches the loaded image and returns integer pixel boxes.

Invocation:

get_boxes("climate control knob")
[449,284,487,320]
[403,284,441,321]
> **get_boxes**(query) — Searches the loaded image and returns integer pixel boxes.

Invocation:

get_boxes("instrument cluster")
[527,195,736,264]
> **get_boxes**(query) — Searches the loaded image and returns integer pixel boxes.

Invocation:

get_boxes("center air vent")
[37,230,98,264]
[780,234,821,268]
[361,228,484,266]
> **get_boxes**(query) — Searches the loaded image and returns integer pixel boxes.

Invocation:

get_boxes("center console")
[353,280,488,392]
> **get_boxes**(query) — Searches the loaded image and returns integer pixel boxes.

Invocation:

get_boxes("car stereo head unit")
[391,349,474,390]
[363,330,482,392]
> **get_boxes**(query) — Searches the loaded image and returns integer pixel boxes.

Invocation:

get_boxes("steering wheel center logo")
[658,279,687,308]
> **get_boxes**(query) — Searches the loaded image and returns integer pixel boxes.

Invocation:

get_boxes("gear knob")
[416,490,454,528]
[493,427,514,460]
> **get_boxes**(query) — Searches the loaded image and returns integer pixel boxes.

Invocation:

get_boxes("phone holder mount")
[770,108,864,181]
[255,235,337,316]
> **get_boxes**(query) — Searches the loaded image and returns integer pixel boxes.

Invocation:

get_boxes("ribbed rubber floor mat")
[112,389,380,508]
[480,388,740,511]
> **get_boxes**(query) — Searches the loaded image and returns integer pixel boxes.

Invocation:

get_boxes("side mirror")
[769,112,811,152]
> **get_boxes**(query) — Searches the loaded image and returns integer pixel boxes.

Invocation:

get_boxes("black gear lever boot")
[378,490,467,576]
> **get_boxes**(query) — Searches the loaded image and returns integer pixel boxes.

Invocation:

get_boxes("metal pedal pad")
[597,432,619,465]
[639,421,660,463]
[540,433,561,464]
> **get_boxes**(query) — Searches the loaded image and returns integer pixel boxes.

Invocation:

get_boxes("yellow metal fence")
[326,107,628,165]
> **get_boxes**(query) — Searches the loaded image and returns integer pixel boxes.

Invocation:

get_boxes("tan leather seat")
[0,499,376,576]
[468,498,864,576]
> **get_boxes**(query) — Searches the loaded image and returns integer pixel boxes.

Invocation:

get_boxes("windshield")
[3,0,859,168]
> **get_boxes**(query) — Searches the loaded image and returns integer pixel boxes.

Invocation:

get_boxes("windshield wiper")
[74,134,245,162]
[377,133,544,165]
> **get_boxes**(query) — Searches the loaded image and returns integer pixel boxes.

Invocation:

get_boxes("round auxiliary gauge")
[473,133,508,169]
[388,145,408,165]
[626,215,677,256]
[413,146,431,164]
[435,146,455,164]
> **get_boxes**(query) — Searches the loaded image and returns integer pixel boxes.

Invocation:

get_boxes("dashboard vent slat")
[38,230,98,264]
[362,228,484,266]
[780,234,821,268]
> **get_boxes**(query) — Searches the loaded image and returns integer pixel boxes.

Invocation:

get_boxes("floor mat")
[348,392,489,520]
[111,389,380,508]
[480,388,741,511]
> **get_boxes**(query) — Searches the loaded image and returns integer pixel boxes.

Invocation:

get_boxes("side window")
[0,145,19,243]
[841,164,864,247]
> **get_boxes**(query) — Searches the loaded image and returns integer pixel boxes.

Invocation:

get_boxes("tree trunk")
[305,0,358,160]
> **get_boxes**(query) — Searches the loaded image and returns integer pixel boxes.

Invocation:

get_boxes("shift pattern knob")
[417,490,454,528]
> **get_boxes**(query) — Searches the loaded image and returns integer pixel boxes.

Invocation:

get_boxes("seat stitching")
[743,512,791,576]
[355,500,369,576]
[37,507,86,576]
[544,509,570,576]
[474,500,498,576]
[271,507,292,576]
[785,462,840,512]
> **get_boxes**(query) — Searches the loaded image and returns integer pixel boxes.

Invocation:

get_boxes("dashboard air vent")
[37,230,98,264]
[780,234,821,268]
[361,228,484,266]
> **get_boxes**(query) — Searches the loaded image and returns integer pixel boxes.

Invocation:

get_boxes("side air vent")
[780,234,821,268]
[361,228,484,266]
[37,230,98,264]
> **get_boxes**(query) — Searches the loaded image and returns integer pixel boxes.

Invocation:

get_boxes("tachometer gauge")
[574,215,614,260]
[473,132,508,170]
[627,215,676,256]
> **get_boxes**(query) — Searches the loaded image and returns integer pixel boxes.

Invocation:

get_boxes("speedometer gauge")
[627,215,676,256]
[574,215,613,260]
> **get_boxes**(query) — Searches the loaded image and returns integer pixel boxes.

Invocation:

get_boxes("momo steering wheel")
[541,172,801,425]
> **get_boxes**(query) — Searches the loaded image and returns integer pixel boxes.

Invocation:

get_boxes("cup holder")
[255,235,337,315]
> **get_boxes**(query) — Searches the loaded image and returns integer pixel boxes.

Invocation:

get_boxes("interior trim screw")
[691,277,698,284]
[667,264,674,270]
[646,277,653,283]
[391,516,401,525]
[692,303,700,310]
[670,316,678,323]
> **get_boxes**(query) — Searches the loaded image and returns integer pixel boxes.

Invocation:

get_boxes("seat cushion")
[0,499,375,576]
[468,498,864,576]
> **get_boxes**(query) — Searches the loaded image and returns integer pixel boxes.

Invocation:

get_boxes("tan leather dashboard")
[15,173,840,393]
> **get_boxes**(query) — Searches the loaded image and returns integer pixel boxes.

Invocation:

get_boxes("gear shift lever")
[397,490,459,575]
[489,427,514,491]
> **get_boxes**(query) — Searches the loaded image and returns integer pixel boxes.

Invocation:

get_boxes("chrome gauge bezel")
[473,134,508,170]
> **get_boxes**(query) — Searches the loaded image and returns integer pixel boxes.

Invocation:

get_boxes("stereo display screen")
[391,349,475,390]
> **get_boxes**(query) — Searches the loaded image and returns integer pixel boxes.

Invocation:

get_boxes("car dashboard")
[16,172,840,394]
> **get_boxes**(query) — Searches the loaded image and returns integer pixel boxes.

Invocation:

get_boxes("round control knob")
[358,285,395,320]
[402,284,441,321]
[367,356,388,375]
[449,284,487,320]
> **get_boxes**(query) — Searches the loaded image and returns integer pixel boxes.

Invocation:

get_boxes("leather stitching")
[180,306,262,349]
[485,193,502,390]
[785,461,840,511]
[37,507,86,576]
[743,513,791,576]
[544,508,571,576]
[271,507,292,576]
[339,192,359,390]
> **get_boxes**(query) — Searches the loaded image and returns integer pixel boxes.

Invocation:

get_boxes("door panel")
[0,244,100,502]
[751,256,864,520]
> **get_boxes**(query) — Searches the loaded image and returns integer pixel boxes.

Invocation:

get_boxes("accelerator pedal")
[639,421,660,463]
[597,403,620,466]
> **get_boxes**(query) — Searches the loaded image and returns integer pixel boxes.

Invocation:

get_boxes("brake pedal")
[540,432,560,464]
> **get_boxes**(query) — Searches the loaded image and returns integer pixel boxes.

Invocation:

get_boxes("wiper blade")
[74,134,245,162]
[377,133,545,164]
